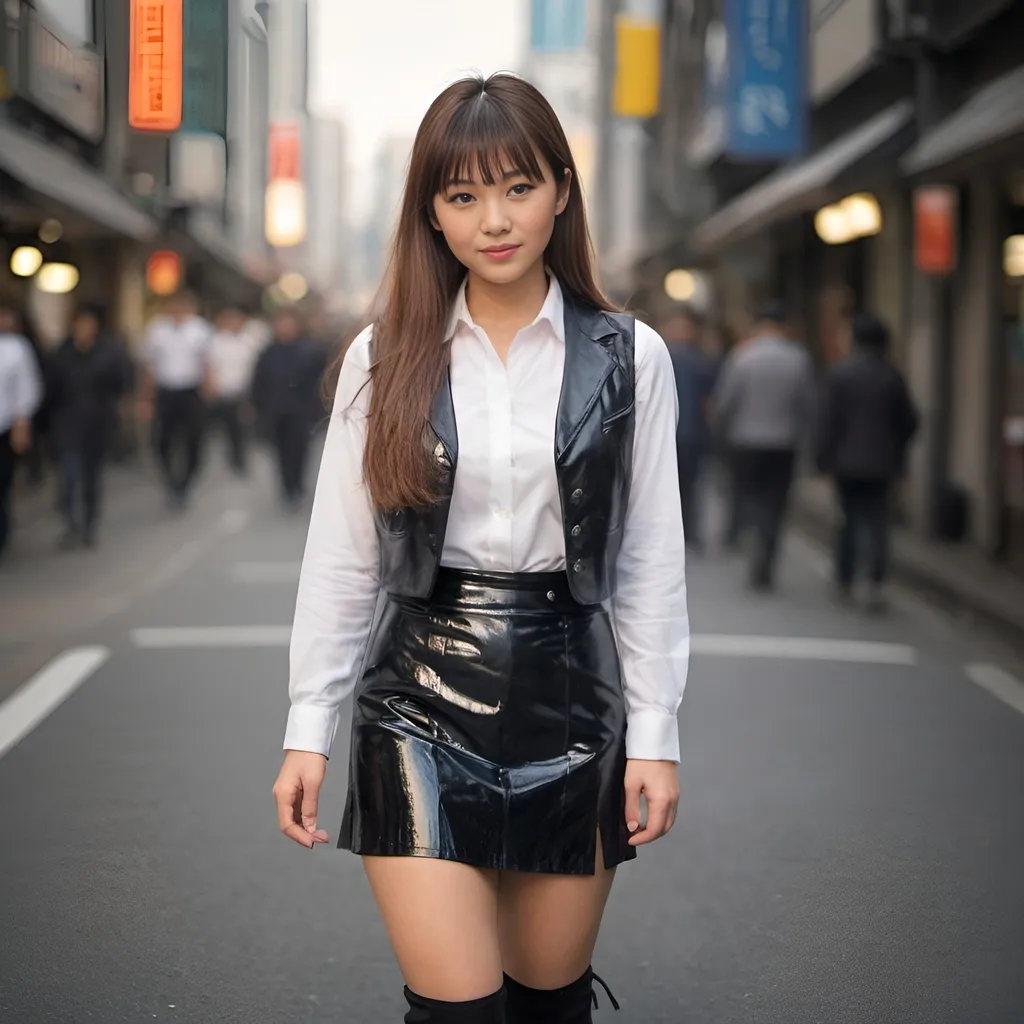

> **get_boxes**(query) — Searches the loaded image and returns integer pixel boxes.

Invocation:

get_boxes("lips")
[481,244,521,260]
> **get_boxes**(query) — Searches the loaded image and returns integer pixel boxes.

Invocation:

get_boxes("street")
[1,457,1023,1024]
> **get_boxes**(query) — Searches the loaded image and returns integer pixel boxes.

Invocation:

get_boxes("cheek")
[435,209,477,255]
[519,200,558,246]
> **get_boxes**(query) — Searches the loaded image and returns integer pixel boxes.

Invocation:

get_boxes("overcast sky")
[309,0,528,220]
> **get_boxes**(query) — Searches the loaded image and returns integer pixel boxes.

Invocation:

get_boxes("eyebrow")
[445,168,528,188]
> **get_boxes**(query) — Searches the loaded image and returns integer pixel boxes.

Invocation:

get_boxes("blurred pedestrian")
[208,307,259,476]
[47,306,128,549]
[271,73,686,1024]
[0,303,43,558]
[713,301,816,590]
[137,291,213,509]
[817,312,918,610]
[662,308,716,551]
[252,308,325,511]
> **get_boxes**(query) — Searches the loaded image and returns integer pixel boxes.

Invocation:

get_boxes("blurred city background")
[1,1,1024,1022]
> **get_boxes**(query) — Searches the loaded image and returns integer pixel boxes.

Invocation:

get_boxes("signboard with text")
[722,0,808,159]
[129,0,183,132]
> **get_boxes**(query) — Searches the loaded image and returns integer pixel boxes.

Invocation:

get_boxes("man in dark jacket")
[662,308,717,551]
[252,308,326,510]
[817,312,918,609]
[48,306,129,548]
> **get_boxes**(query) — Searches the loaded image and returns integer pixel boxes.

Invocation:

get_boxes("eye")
[508,183,534,197]
[448,192,474,205]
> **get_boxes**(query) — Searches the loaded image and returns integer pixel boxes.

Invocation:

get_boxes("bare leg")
[362,856,504,1002]
[497,836,616,989]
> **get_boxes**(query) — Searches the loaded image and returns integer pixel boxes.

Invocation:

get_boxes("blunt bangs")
[427,91,550,196]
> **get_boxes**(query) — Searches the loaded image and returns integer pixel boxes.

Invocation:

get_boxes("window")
[36,0,94,43]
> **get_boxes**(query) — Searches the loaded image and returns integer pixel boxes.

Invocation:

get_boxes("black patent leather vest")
[375,293,636,605]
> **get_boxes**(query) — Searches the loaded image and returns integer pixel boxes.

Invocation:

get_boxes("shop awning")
[902,65,1024,176]
[690,100,915,257]
[0,120,157,241]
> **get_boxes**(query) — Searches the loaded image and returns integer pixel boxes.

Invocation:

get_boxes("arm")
[283,326,382,757]
[710,352,739,435]
[9,339,44,453]
[612,322,690,765]
[816,370,840,473]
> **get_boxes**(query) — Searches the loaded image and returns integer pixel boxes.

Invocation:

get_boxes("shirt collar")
[444,273,565,344]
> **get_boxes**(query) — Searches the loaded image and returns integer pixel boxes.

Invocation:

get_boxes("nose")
[480,194,512,236]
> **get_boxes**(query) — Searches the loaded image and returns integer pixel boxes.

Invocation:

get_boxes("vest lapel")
[428,365,458,471]
[555,295,620,463]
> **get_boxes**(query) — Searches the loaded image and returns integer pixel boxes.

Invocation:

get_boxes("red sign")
[146,250,183,295]
[914,185,957,275]
[129,0,183,131]
[269,122,301,181]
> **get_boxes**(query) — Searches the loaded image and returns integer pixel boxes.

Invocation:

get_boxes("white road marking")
[965,663,1024,715]
[229,561,301,583]
[131,626,293,648]
[690,634,917,665]
[0,647,111,760]
[128,626,915,665]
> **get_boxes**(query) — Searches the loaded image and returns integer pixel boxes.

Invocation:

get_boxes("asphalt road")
[1,453,1023,1023]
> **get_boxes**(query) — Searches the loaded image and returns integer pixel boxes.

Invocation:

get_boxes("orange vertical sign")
[913,185,958,275]
[129,0,183,131]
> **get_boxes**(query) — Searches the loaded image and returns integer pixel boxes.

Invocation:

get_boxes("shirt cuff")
[283,704,339,758]
[625,708,681,763]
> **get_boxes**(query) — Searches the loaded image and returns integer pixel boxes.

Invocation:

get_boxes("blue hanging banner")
[723,0,807,159]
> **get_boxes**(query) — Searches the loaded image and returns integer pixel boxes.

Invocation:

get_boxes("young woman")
[273,73,690,1024]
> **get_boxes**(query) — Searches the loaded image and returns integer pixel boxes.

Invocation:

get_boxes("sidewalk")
[791,477,1024,647]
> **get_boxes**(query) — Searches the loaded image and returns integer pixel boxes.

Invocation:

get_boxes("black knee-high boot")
[503,968,620,1023]
[403,986,506,1023]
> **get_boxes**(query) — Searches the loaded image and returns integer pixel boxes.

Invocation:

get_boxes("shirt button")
[571,488,583,501]
[494,507,511,520]
[573,560,584,572]
[571,525,581,537]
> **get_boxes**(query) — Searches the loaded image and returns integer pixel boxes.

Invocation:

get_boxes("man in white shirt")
[137,291,214,508]
[0,303,44,557]
[207,307,259,475]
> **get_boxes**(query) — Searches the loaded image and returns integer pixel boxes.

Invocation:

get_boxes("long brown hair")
[360,72,612,512]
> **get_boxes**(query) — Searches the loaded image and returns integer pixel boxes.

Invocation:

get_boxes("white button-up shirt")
[284,276,690,762]
[143,315,213,390]
[0,332,43,434]
[208,328,260,400]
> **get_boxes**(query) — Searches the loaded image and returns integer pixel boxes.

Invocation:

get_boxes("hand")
[624,759,679,847]
[273,750,331,849]
[136,396,154,423]
[9,418,31,455]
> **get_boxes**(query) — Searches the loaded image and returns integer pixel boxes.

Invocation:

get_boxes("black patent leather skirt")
[338,567,637,875]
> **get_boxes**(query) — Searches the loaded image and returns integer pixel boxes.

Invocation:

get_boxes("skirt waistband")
[396,567,590,613]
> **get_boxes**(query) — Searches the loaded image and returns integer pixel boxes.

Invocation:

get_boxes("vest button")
[571,525,581,537]
[571,488,583,501]
[573,560,584,572]
[546,590,556,602]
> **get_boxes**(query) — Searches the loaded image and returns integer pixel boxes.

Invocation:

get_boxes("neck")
[464,260,549,334]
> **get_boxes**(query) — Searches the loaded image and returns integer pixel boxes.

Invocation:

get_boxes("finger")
[275,784,315,848]
[665,800,678,835]
[623,780,643,837]
[629,798,671,846]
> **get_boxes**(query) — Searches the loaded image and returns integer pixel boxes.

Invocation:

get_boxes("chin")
[468,253,540,286]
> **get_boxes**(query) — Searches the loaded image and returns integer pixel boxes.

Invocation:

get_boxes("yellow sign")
[129,0,183,131]
[613,16,660,118]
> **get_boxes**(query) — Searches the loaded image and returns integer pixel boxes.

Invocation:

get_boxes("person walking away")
[208,307,258,476]
[272,73,687,1024]
[0,304,43,558]
[713,302,816,590]
[137,291,213,509]
[252,309,325,511]
[816,312,918,611]
[662,308,716,551]
[47,306,128,549]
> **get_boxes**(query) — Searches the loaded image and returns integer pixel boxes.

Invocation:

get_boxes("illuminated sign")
[129,0,183,131]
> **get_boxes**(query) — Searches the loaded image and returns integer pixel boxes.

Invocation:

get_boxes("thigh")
[362,855,503,1001]
[498,840,616,990]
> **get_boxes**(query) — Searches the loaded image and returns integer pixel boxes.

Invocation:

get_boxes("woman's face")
[431,151,569,286]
